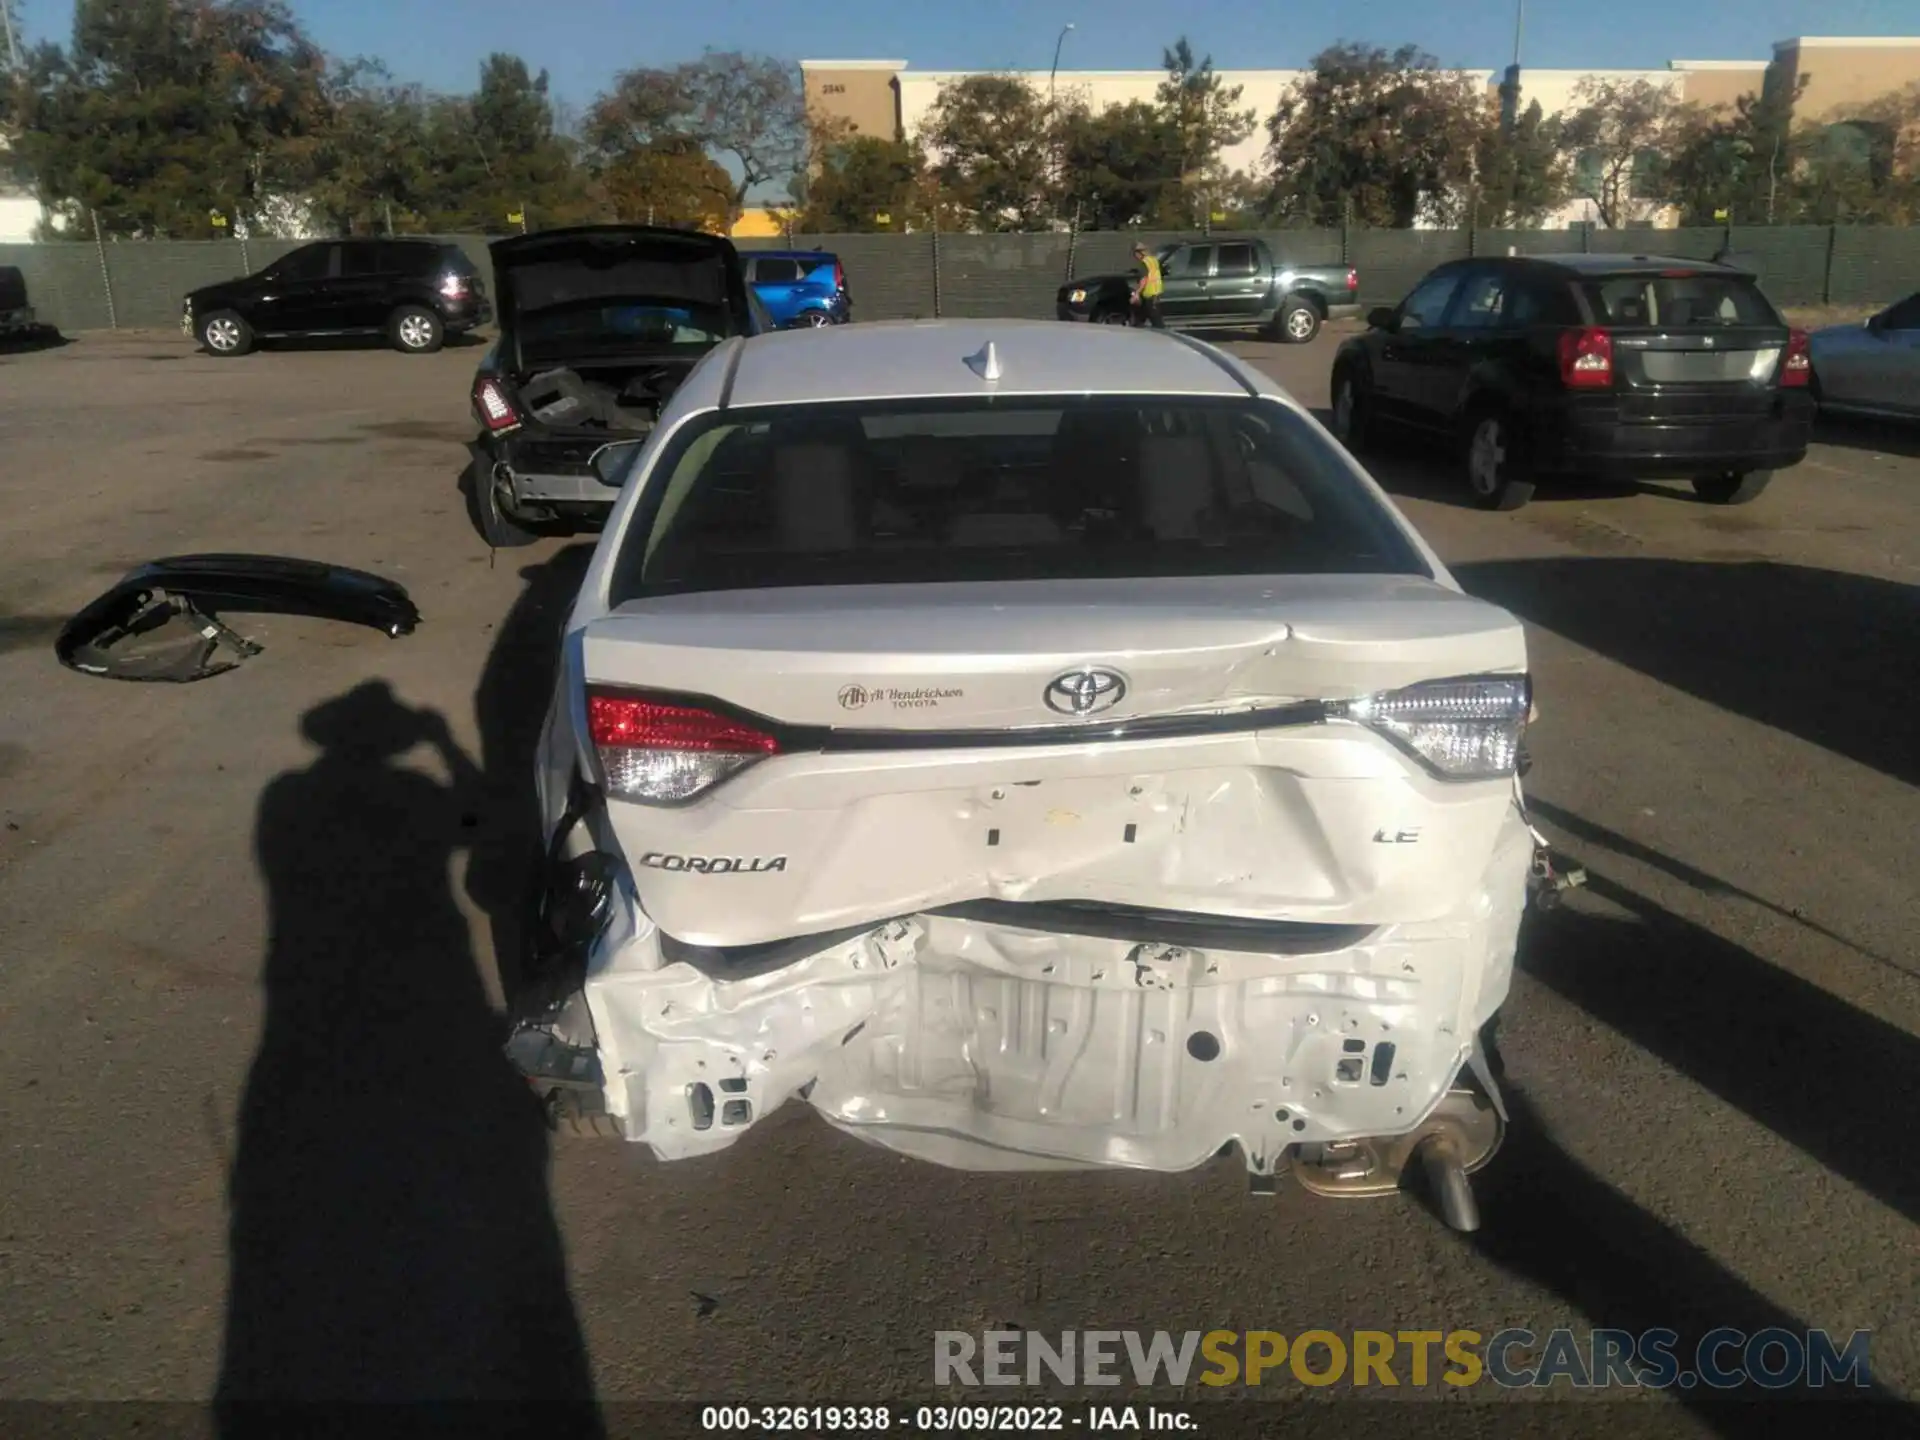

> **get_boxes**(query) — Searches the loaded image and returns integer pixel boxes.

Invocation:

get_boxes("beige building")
[799,59,908,141]
[801,36,1920,223]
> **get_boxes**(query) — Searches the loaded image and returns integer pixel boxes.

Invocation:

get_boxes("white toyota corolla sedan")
[508,318,1536,1230]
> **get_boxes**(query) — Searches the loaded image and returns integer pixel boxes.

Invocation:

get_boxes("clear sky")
[20,0,1919,103]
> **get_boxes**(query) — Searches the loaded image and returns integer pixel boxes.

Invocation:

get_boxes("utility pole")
[1049,24,1075,230]
[1049,24,1075,102]
[0,0,24,75]
[1499,0,1525,133]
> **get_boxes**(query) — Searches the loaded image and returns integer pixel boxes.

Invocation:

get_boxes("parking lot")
[1,324,1916,1427]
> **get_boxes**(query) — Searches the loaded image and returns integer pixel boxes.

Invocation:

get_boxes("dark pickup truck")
[1056,237,1359,342]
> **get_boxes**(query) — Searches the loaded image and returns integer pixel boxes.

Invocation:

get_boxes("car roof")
[752,249,837,262]
[1505,253,1754,278]
[714,319,1260,408]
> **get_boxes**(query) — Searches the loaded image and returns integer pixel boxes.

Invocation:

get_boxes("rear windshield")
[607,397,1428,604]
[1581,273,1777,327]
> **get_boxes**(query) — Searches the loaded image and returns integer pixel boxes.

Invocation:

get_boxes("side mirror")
[1367,306,1399,332]
[590,441,643,487]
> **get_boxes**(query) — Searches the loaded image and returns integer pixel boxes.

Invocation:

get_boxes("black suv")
[183,238,493,357]
[1330,254,1814,510]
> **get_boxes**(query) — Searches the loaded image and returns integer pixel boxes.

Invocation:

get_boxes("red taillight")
[473,377,520,433]
[587,689,780,804]
[1345,268,1358,291]
[1557,327,1614,389]
[439,272,470,299]
[834,261,846,292]
[1780,328,1811,387]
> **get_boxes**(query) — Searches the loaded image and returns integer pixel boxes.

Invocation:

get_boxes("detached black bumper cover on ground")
[56,554,420,683]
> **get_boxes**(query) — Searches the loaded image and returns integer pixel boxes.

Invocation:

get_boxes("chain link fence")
[5,224,1917,335]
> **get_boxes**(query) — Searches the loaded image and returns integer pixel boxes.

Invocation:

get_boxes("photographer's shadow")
[217,680,595,1413]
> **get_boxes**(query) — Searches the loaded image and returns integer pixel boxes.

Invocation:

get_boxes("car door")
[1372,266,1468,428]
[1207,241,1268,323]
[1157,244,1213,322]
[249,242,337,334]
[1414,264,1513,422]
[328,240,396,330]
[1859,293,1920,415]
[749,257,805,326]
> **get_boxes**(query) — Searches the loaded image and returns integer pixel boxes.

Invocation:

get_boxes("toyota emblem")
[1045,667,1127,716]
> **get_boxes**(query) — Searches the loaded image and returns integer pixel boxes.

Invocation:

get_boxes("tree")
[1263,43,1488,228]
[13,0,327,237]
[919,73,1056,231]
[1553,76,1691,227]
[1470,98,1570,227]
[1789,82,1918,225]
[1052,98,1185,229]
[581,65,732,229]
[281,59,433,236]
[588,51,808,228]
[1155,38,1254,223]
[416,54,594,232]
[799,134,922,232]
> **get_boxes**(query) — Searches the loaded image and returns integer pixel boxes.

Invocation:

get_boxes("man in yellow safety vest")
[1130,242,1165,329]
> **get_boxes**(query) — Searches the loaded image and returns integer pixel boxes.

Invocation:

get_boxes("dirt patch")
[201,448,275,462]
[278,436,362,446]
[360,419,471,444]
[1781,304,1877,329]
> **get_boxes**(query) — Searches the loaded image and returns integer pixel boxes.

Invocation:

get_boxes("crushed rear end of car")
[507,354,1536,1228]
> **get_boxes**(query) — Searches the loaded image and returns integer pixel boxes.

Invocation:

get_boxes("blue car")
[746,251,851,328]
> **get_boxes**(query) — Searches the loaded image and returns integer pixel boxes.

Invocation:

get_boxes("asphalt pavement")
[0,324,1915,1431]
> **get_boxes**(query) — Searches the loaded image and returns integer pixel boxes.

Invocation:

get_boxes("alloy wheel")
[205,318,241,352]
[399,314,437,350]
[1468,418,1506,497]
[800,311,834,328]
[1333,381,1355,440]
[1286,307,1317,341]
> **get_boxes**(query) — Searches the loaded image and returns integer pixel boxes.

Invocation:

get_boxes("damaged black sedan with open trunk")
[467,226,766,546]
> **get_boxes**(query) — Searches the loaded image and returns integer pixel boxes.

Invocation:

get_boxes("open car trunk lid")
[577,575,1528,947]
[489,225,753,375]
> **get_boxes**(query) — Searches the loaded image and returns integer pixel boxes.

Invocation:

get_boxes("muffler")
[1290,1082,1503,1233]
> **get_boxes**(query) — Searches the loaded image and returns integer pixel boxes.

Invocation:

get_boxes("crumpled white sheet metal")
[583,807,1532,1174]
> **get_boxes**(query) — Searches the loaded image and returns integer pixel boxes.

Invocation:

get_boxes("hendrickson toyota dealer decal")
[838,683,964,712]
[640,853,788,874]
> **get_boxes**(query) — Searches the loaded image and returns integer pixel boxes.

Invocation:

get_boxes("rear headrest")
[1137,435,1214,539]
[772,443,859,551]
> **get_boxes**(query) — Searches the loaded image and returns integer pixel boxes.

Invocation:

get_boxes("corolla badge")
[1044,667,1127,716]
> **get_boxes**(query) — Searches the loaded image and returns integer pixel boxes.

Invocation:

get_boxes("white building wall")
[0,191,48,242]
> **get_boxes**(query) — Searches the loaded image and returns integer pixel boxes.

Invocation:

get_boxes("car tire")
[797,310,834,328]
[1094,306,1130,325]
[1330,367,1373,453]
[468,455,540,548]
[1277,298,1321,344]
[197,310,254,357]
[390,304,443,354]
[1692,470,1773,505]
[1463,408,1536,511]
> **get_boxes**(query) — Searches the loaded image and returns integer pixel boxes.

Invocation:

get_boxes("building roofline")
[1669,60,1766,70]
[899,68,1307,81]
[1775,36,1920,51]
[799,59,908,71]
